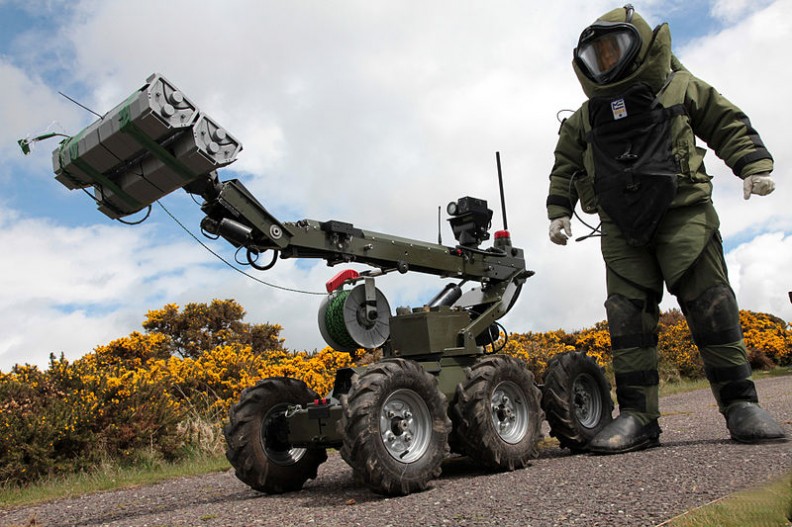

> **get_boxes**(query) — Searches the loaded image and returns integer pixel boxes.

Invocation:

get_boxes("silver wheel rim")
[490,381,529,444]
[261,403,307,466]
[573,373,603,429]
[379,388,432,463]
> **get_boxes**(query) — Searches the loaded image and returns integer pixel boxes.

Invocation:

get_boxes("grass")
[660,472,792,526]
[657,366,791,398]
[757,366,792,378]
[0,453,230,509]
[659,376,711,397]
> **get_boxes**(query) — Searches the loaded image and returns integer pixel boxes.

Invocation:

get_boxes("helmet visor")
[575,25,641,84]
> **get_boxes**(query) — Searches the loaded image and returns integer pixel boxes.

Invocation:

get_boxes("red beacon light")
[494,230,512,248]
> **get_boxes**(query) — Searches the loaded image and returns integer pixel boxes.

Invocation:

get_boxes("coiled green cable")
[324,290,358,350]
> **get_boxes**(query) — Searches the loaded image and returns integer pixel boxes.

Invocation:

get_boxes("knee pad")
[682,285,742,347]
[605,294,658,350]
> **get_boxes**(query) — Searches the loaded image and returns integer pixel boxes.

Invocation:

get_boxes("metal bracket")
[364,276,378,324]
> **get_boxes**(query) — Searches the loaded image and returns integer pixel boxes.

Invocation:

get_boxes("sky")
[1,0,790,370]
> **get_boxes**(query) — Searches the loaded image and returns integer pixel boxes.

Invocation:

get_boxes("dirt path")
[2,376,790,527]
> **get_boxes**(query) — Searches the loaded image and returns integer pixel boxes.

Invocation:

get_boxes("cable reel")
[318,278,391,352]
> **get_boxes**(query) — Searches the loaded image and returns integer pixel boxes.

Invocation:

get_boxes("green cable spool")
[323,290,359,351]
[318,283,392,352]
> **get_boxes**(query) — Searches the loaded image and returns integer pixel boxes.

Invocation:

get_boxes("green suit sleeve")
[685,76,774,178]
[547,108,586,220]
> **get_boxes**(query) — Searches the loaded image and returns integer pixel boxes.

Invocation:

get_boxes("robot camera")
[447,196,493,247]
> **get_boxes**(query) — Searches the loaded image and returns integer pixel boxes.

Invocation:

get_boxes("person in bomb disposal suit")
[546,4,787,453]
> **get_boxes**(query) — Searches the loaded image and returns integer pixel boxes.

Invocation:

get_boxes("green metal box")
[388,306,470,356]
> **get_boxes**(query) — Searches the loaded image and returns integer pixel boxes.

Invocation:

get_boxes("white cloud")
[710,0,774,24]
[0,210,216,368]
[0,309,128,369]
[1,0,790,370]
[0,61,82,179]
[726,232,792,322]
[676,1,792,239]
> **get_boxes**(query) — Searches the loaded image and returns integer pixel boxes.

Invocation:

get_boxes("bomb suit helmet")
[574,4,653,85]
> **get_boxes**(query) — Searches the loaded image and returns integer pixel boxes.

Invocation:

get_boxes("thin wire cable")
[58,91,103,119]
[484,322,508,355]
[117,205,152,225]
[156,200,325,296]
[80,188,152,224]
[568,171,602,241]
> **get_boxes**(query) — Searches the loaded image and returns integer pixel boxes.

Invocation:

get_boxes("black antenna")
[496,151,508,230]
[58,91,103,119]
[437,206,442,245]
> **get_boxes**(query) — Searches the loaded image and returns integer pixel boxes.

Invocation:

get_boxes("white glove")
[549,216,572,245]
[743,172,775,200]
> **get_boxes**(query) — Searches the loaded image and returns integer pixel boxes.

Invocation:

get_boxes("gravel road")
[2,376,790,527]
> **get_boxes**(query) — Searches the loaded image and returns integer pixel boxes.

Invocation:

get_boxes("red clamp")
[325,269,360,293]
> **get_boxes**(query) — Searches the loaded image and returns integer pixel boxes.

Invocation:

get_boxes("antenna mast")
[496,151,508,231]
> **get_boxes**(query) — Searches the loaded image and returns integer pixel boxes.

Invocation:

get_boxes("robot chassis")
[27,74,615,496]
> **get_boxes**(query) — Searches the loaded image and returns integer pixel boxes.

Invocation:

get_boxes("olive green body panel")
[286,403,345,447]
[389,307,472,357]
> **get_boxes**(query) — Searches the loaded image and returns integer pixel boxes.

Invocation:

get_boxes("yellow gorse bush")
[0,341,356,485]
[158,344,355,412]
[500,330,576,380]
[1,299,789,487]
[657,316,703,378]
[740,310,792,364]
[573,321,613,366]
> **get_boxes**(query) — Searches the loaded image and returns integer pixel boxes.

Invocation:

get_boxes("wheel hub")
[380,389,431,463]
[261,405,307,466]
[490,381,529,444]
[572,373,603,429]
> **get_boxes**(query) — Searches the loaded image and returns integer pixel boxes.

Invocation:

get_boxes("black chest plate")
[588,82,684,247]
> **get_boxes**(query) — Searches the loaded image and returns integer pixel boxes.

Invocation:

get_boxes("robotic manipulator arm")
[37,73,533,353]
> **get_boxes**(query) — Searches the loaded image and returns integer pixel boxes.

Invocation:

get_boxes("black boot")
[588,414,661,454]
[726,402,787,443]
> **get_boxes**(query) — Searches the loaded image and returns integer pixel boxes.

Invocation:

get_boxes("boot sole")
[588,436,660,455]
[730,434,788,444]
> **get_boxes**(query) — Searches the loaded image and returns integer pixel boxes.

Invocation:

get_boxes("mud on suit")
[545,11,774,429]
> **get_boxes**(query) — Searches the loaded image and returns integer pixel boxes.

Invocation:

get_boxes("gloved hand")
[743,172,775,200]
[549,216,572,245]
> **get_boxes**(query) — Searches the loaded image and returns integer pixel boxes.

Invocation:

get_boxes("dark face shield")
[574,24,641,84]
